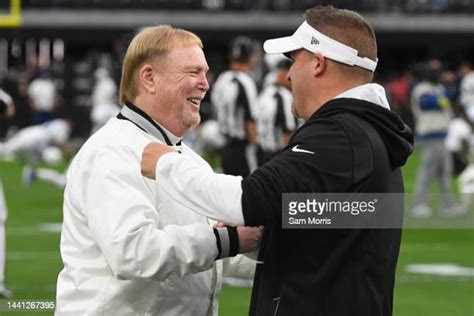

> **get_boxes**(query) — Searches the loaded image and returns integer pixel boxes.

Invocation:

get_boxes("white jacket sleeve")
[155,152,245,226]
[82,146,218,281]
[222,253,257,279]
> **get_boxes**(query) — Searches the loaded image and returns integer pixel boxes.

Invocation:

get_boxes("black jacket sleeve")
[241,118,355,226]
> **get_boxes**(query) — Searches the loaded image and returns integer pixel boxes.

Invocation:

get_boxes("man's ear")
[312,52,326,77]
[139,64,156,94]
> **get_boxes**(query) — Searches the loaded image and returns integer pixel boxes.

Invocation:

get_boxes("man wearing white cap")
[141,6,414,315]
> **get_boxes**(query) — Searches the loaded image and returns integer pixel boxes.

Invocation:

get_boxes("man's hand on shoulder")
[141,142,176,179]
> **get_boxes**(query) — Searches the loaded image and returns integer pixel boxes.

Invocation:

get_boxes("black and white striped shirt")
[256,84,295,152]
[211,70,258,141]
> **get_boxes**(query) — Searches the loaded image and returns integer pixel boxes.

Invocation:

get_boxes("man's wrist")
[227,226,239,256]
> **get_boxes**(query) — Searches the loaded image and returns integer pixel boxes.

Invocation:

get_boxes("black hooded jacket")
[241,98,414,316]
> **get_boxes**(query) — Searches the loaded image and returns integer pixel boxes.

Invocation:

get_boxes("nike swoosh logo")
[291,145,315,155]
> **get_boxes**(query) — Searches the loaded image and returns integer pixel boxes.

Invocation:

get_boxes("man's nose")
[199,73,209,92]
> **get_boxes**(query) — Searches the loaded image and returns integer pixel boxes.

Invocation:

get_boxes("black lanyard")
[117,102,182,147]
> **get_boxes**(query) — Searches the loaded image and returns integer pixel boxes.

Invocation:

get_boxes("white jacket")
[56,106,255,316]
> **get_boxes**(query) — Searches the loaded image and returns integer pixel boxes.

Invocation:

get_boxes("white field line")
[396,273,474,283]
[7,223,62,235]
[7,284,57,293]
[405,263,474,277]
[7,251,59,260]
[400,243,473,252]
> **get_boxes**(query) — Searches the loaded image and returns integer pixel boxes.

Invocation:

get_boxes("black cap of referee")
[275,58,292,70]
[229,36,257,63]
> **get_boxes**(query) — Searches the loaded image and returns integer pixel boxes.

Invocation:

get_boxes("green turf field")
[0,151,473,315]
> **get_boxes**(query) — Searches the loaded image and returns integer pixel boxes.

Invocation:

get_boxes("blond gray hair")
[119,25,203,105]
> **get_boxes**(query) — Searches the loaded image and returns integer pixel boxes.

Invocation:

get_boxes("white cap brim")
[262,21,378,72]
[263,36,302,55]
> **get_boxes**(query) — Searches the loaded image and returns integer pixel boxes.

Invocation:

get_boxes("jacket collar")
[333,83,390,110]
[118,102,182,146]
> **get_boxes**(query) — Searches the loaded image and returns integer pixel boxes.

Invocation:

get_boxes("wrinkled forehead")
[160,45,209,69]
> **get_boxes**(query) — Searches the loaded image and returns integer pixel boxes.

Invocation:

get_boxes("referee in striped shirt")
[256,59,296,165]
[211,36,259,176]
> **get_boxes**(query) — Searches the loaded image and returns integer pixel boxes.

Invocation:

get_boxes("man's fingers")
[213,222,226,228]
[141,142,175,179]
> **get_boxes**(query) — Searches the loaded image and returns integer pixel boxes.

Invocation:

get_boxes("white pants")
[459,164,474,205]
[413,140,455,208]
[37,168,68,188]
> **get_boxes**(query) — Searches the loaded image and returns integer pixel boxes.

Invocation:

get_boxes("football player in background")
[0,86,14,298]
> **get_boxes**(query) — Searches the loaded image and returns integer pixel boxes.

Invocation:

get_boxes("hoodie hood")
[311,95,414,168]
[334,83,391,110]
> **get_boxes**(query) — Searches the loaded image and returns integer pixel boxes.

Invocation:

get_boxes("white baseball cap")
[263,21,378,72]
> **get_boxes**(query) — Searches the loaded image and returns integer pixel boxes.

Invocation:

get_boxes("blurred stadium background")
[0,0,473,315]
